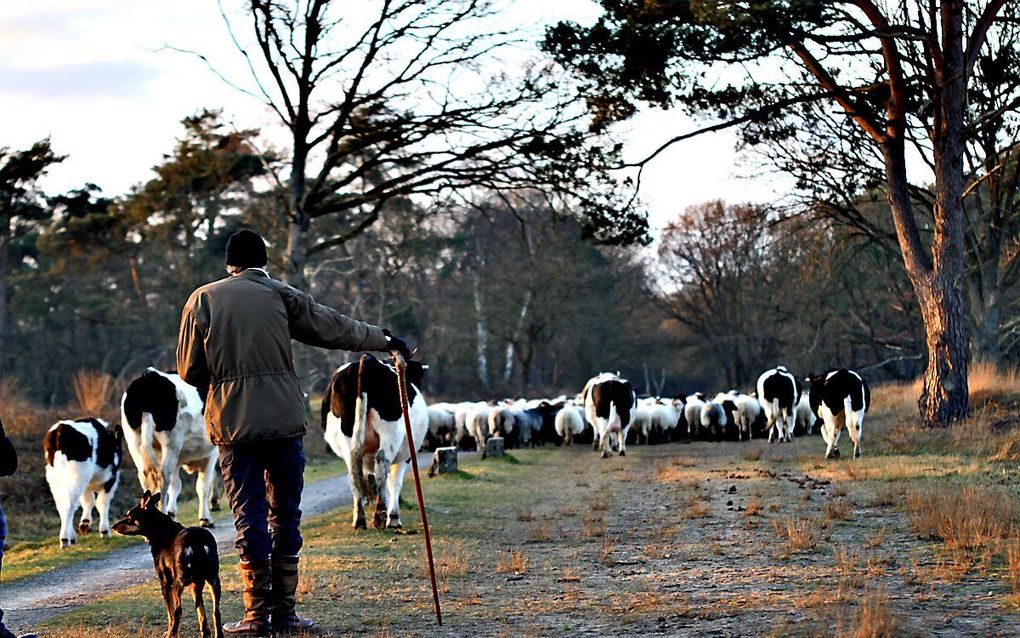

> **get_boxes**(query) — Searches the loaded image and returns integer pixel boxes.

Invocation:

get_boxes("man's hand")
[383,329,413,359]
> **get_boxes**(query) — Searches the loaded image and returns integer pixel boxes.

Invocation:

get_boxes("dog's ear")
[143,491,161,509]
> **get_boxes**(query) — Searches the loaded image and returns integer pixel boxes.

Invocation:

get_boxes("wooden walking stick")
[391,350,443,626]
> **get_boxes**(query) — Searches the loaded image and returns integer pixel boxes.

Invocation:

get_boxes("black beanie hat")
[225,229,268,269]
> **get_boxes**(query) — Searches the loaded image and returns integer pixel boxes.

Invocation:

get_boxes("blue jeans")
[0,501,7,629]
[219,437,305,562]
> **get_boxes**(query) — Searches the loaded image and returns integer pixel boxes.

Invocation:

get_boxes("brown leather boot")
[224,559,272,635]
[270,555,316,633]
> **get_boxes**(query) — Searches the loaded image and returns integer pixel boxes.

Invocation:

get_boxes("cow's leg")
[386,461,409,529]
[197,450,219,527]
[168,583,183,638]
[348,472,367,529]
[821,417,835,458]
[618,426,629,457]
[767,413,776,443]
[373,450,391,530]
[599,427,612,459]
[60,467,89,548]
[162,458,183,520]
[96,479,116,537]
[847,412,863,458]
[78,489,96,535]
[784,412,795,442]
[47,468,72,548]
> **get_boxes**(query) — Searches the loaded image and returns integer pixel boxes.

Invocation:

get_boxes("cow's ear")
[141,489,152,504]
[144,492,161,509]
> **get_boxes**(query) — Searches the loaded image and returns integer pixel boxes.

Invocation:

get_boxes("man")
[177,229,411,635]
[0,418,38,638]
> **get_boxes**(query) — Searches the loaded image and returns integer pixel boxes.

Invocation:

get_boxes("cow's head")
[403,358,428,389]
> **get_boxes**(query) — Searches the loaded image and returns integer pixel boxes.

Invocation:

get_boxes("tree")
[197,0,645,288]
[546,1,1016,425]
[0,140,63,372]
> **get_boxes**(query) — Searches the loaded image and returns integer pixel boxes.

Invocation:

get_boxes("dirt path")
[404,440,1020,637]
[3,473,353,632]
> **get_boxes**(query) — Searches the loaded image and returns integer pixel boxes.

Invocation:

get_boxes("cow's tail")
[844,395,857,431]
[138,411,163,496]
[349,356,377,500]
[608,401,621,433]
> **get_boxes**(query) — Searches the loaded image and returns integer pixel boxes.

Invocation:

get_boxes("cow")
[683,392,707,438]
[554,402,585,445]
[582,372,636,458]
[44,417,123,548]
[806,368,871,459]
[700,401,728,441]
[733,393,762,441]
[121,368,219,527]
[794,393,818,436]
[756,366,801,443]
[321,354,429,529]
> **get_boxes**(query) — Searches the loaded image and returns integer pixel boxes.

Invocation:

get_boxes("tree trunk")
[916,2,970,425]
[284,136,310,288]
[472,267,490,390]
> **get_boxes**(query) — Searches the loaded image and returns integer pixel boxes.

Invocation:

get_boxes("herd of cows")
[38,358,872,545]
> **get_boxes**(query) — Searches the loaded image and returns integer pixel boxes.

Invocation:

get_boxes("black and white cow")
[321,354,429,530]
[121,368,219,526]
[44,418,122,548]
[756,366,801,443]
[582,373,636,458]
[806,368,871,459]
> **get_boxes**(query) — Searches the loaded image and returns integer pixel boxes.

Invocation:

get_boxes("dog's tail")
[349,356,377,500]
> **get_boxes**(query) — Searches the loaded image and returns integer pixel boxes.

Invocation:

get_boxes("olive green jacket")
[177,269,388,444]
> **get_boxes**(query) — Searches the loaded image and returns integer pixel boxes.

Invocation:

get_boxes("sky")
[0,0,785,232]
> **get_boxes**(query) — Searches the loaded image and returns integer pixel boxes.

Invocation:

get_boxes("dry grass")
[745,498,763,517]
[516,508,534,522]
[558,566,580,583]
[496,548,529,574]
[969,362,1020,405]
[590,494,610,511]
[825,497,854,522]
[771,516,818,555]
[685,499,710,519]
[744,447,764,461]
[71,369,116,415]
[866,526,888,549]
[527,521,552,543]
[427,540,469,579]
[582,514,608,539]
[838,589,899,638]
[1004,536,1020,593]
[0,378,61,437]
[905,485,1020,553]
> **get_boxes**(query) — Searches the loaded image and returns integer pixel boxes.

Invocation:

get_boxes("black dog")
[114,491,223,638]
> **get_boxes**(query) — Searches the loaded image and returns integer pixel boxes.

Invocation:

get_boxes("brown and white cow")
[321,354,429,529]
[582,372,636,458]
